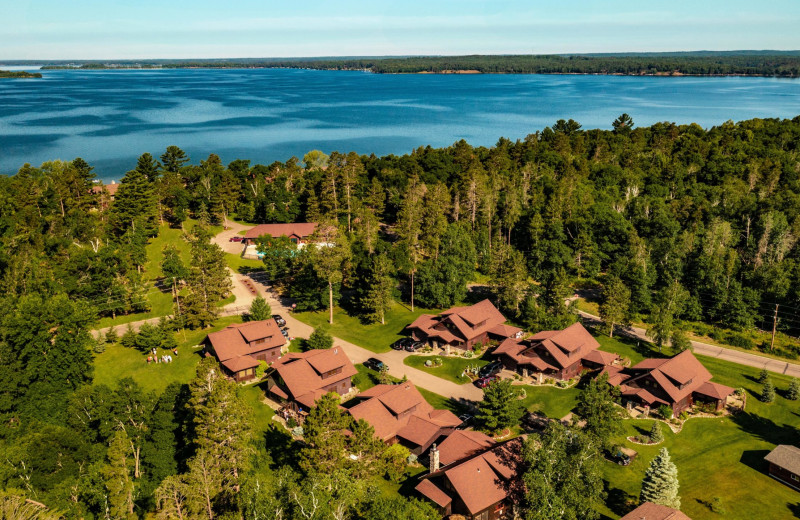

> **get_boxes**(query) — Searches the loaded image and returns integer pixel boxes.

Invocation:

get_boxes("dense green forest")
[3,115,800,517]
[38,53,800,76]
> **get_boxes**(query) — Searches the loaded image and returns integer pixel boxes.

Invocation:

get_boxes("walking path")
[577,310,800,378]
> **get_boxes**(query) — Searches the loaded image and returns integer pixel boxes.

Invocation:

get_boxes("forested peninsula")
[0,69,41,78]
[4,115,800,519]
[37,52,800,76]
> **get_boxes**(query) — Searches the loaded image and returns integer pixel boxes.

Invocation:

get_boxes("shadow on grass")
[732,411,799,446]
[788,502,800,518]
[603,480,638,518]
[739,449,771,474]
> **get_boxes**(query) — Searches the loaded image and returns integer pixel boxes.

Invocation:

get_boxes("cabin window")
[255,338,266,345]
[290,237,298,244]
[792,473,799,482]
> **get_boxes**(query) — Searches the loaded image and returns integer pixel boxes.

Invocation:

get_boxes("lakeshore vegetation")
[37,52,800,77]
[3,114,800,517]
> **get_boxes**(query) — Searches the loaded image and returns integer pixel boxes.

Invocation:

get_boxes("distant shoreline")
[35,53,800,77]
[0,70,42,79]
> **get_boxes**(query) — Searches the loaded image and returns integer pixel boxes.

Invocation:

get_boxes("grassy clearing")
[518,385,580,420]
[93,316,242,393]
[293,303,441,353]
[593,331,800,520]
[403,353,490,384]
[225,253,264,273]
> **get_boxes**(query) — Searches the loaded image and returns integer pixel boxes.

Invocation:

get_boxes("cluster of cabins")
[202,261,789,519]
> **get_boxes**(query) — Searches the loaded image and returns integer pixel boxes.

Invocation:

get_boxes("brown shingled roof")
[244,222,317,240]
[415,480,452,508]
[437,430,496,466]
[347,383,461,448]
[207,320,285,362]
[619,502,691,520]
[408,299,512,346]
[765,444,800,476]
[270,348,356,405]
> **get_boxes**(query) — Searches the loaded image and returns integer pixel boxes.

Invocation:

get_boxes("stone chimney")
[429,443,440,473]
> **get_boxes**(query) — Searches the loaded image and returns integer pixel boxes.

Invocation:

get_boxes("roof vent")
[333,348,338,354]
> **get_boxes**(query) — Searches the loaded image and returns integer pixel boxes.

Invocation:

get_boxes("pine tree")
[307,223,350,324]
[360,255,395,324]
[758,368,770,384]
[640,448,681,509]
[246,296,272,322]
[300,392,352,474]
[649,421,664,444]
[108,160,159,238]
[599,275,631,338]
[476,379,524,433]
[787,378,800,401]
[761,379,775,403]
[182,226,231,328]
[102,430,137,520]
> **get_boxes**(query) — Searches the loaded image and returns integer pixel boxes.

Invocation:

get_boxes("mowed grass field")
[594,332,800,520]
[403,353,490,384]
[293,303,442,353]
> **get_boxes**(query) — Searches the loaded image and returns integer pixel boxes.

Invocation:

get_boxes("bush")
[105,326,118,344]
[679,411,689,421]
[92,337,106,354]
[708,328,724,341]
[352,373,365,388]
[788,378,800,401]
[307,327,334,350]
[658,405,673,420]
[734,387,745,396]
[761,379,776,403]
[758,369,770,384]
[556,380,569,388]
[463,351,473,359]
[649,422,664,443]
[255,361,269,380]
[727,333,754,350]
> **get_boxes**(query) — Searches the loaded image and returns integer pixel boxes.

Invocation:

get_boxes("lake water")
[1,68,799,180]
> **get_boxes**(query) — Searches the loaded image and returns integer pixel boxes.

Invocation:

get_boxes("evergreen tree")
[102,430,137,520]
[640,448,681,509]
[245,296,272,322]
[761,378,775,403]
[143,384,181,496]
[183,226,231,329]
[476,379,524,433]
[758,368,770,384]
[416,223,476,308]
[599,275,631,338]
[649,421,664,444]
[360,254,395,324]
[160,146,189,173]
[108,161,159,238]
[491,245,529,315]
[787,378,800,401]
[307,327,334,350]
[300,392,352,474]
[576,373,623,449]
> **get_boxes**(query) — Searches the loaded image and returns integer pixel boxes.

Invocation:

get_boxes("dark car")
[403,341,424,352]
[391,338,413,350]
[280,328,290,338]
[475,375,498,388]
[273,314,286,327]
[479,361,503,378]
[229,236,244,242]
[611,450,631,466]
[364,358,386,371]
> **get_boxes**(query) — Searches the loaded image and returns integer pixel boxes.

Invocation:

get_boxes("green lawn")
[93,316,242,393]
[294,303,442,353]
[593,330,800,520]
[403,353,490,384]
[225,252,264,273]
[96,221,200,329]
[518,385,580,420]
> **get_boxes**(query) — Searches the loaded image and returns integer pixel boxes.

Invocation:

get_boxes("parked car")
[273,314,286,327]
[458,414,473,426]
[364,358,386,371]
[229,236,244,242]
[403,341,424,352]
[280,328,290,338]
[391,338,413,350]
[474,375,498,388]
[479,361,503,378]
[611,450,631,466]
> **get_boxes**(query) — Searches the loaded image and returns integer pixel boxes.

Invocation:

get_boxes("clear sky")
[2,0,799,60]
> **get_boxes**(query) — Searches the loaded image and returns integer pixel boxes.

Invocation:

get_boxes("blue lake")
[1,68,799,180]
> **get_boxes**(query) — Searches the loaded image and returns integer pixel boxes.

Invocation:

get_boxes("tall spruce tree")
[108,158,159,238]
[182,226,231,329]
[360,254,395,324]
[640,448,681,509]
[246,296,272,322]
[476,379,525,433]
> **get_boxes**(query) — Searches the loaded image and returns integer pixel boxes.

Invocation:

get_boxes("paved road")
[578,310,800,378]
[258,284,483,403]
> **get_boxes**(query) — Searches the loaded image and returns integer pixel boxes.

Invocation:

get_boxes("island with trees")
[0,69,42,78]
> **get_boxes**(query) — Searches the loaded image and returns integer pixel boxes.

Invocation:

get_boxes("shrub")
[463,351,473,359]
[649,422,664,444]
[758,368,770,384]
[308,327,334,350]
[105,326,118,344]
[734,387,745,396]
[287,416,298,428]
[788,378,800,401]
[708,328,724,341]
[658,405,673,420]
[255,361,269,379]
[679,411,689,421]
[556,380,569,388]
[761,379,776,403]
[351,372,365,388]
[727,333,754,350]
[92,337,106,354]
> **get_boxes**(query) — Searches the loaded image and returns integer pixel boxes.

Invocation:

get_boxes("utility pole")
[771,304,779,351]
